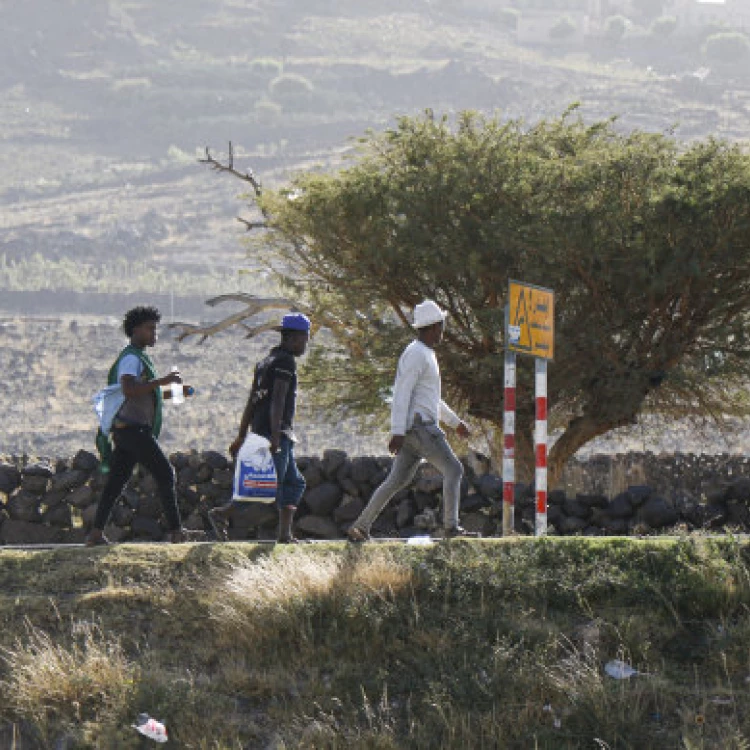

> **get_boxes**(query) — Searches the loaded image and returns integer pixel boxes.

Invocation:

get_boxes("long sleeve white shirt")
[390,340,462,435]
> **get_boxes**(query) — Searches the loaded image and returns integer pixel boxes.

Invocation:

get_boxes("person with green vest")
[87,306,191,547]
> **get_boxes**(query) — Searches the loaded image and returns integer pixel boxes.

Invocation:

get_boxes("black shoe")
[440,526,480,539]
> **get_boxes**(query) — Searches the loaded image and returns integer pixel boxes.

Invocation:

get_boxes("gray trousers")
[353,422,463,533]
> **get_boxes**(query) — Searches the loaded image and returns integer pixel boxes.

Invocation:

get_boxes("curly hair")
[123,306,161,337]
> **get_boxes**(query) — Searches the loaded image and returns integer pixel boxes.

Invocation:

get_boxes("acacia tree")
[185,110,750,486]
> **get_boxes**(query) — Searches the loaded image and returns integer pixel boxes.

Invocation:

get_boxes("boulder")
[559,516,588,535]
[726,500,750,528]
[577,494,609,509]
[0,519,63,545]
[131,516,164,541]
[563,497,591,520]
[194,463,213,484]
[479,474,503,500]
[321,449,347,478]
[339,478,360,497]
[49,470,87,493]
[135,495,163,520]
[111,504,135,527]
[169,452,190,471]
[71,449,99,472]
[703,504,728,529]
[334,496,365,524]
[640,496,679,529]
[42,503,73,528]
[725,478,750,504]
[607,492,634,519]
[231,502,278,529]
[201,450,228,471]
[335,460,352,482]
[547,504,564,528]
[415,474,443,495]
[21,474,50,496]
[351,457,380,484]
[627,485,653,507]
[461,493,489,513]
[414,491,436,511]
[23,461,53,478]
[0,464,21,494]
[302,462,325,490]
[7,491,42,523]
[304,482,343,516]
[295,515,341,540]
[81,503,99,527]
[548,489,567,506]
[212,469,234,490]
[43,489,71,508]
[196,481,225,502]
[460,511,489,535]
[396,498,416,528]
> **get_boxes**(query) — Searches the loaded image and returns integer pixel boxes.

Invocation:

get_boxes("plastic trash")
[132,713,168,743]
[232,433,278,503]
[407,536,434,545]
[604,660,641,680]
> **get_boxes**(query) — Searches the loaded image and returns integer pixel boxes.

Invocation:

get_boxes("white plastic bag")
[233,433,278,503]
[92,384,125,436]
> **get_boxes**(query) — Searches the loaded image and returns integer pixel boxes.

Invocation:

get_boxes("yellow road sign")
[507,280,554,360]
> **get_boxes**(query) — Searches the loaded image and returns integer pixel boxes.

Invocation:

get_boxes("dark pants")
[95,426,181,532]
[273,435,306,509]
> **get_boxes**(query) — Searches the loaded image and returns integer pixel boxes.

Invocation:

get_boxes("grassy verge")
[2,538,750,748]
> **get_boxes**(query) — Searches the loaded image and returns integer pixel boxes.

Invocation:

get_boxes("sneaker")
[439,526,481,539]
[346,526,370,543]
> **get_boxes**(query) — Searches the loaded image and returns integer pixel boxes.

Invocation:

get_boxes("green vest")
[95,345,164,472]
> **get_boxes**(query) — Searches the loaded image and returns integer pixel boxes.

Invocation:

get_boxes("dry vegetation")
[2,539,750,747]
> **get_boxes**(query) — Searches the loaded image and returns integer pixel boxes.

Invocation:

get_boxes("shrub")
[605,15,628,41]
[269,73,314,102]
[549,15,578,41]
[703,32,750,65]
[650,15,678,37]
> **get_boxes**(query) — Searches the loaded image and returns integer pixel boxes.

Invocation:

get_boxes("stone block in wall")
[607,492,634,519]
[415,474,443,495]
[196,481,226,503]
[639,496,678,529]
[322,449,347,478]
[23,461,53,478]
[547,504,564,529]
[187,453,203,470]
[704,504,728,529]
[183,510,207,532]
[103,524,128,543]
[726,501,750,528]
[131,516,164,541]
[295,515,341,540]
[49,470,87,493]
[302,462,324,490]
[72,449,99,472]
[350,457,380,484]
[81,502,98,527]
[563,497,591,520]
[232,502,278,529]
[212,469,234,491]
[0,464,21,494]
[111,504,135,527]
[577,494,609,510]
[42,503,72,528]
[548,489,566,506]
[559,516,589,535]
[396,498,416,528]
[339,478,360,498]
[461,493,489,513]
[0,519,63,545]
[414,491,436,511]
[7,491,42,523]
[627,485,653,507]
[21,474,50,495]
[304,482,343,516]
[479,473,502,500]
[194,464,214,484]
[169,452,189,470]
[201,450,228,471]
[43,489,71,508]
[333,496,364,524]
[725,478,750,504]
[135,495,163,520]
[335,460,352,483]
[460,511,490,535]
[601,517,629,535]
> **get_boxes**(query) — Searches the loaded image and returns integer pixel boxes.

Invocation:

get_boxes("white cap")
[413,300,447,329]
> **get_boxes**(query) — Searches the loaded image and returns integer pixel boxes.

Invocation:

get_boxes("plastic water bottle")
[170,366,184,405]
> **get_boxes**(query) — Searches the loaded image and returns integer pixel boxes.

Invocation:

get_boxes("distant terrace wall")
[2,449,750,544]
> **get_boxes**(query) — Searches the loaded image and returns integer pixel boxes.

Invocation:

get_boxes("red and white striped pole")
[502,350,516,536]
[535,358,548,536]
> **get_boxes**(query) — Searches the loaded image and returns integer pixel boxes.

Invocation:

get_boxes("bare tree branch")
[199,142,264,202]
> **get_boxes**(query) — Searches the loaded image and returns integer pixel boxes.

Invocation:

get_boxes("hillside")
[2,538,750,748]
[3,0,750,457]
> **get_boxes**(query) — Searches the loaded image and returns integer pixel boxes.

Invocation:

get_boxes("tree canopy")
[218,108,750,484]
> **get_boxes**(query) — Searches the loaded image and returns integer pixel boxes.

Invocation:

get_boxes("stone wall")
[1,449,750,544]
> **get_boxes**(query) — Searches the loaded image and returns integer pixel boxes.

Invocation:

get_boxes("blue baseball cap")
[280,312,311,332]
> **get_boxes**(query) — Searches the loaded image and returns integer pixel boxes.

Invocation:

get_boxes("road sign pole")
[502,349,516,536]
[535,357,548,537]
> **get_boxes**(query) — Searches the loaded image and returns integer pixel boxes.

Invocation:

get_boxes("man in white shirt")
[347,300,477,541]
